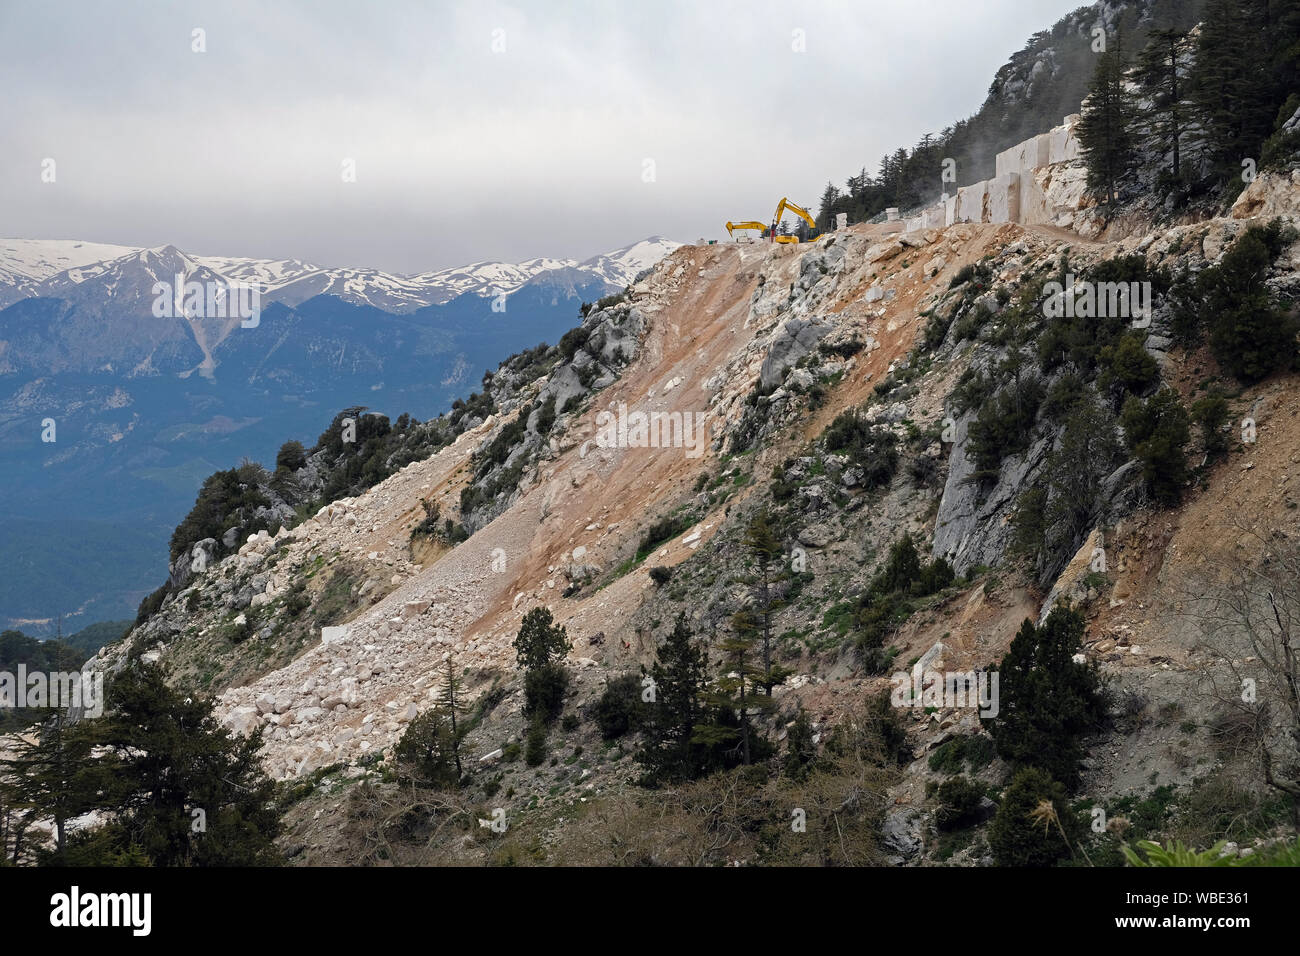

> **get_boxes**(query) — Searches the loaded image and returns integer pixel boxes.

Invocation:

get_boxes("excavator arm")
[772,197,817,231]
[726,220,767,237]
[771,197,827,243]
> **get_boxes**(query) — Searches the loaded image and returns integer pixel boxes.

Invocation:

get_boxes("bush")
[852,536,953,654]
[1204,224,1299,383]
[1042,370,1087,424]
[935,776,986,831]
[135,584,169,625]
[168,467,272,561]
[989,767,1080,866]
[784,708,818,780]
[927,734,997,775]
[1098,333,1159,396]
[557,325,591,361]
[524,719,548,767]
[593,673,644,740]
[639,514,693,558]
[1191,391,1231,460]
[1121,388,1191,505]
[392,708,462,788]
[532,396,557,436]
[275,440,307,472]
[524,663,569,724]
[965,377,1044,479]
[822,411,899,489]
[648,566,674,586]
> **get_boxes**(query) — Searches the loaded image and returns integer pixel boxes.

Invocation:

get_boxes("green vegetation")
[592,673,646,740]
[989,766,1082,866]
[0,629,97,732]
[988,606,1104,790]
[1121,388,1192,506]
[928,734,997,776]
[1,665,281,865]
[1075,3,1300,202]
[852,535,954,671]
[1078,39,1138,204]
[514,607,571,724]
[935,776,987,832]
[822,410,899,489]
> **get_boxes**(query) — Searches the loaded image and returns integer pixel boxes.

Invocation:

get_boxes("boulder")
[759,317,831,389]
[882,809,923,863]
[227,707,262,737]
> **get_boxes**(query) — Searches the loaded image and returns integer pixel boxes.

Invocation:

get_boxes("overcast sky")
[0,0,1089,273]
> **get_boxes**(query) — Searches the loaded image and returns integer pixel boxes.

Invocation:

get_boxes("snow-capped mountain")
[0,238,143,280]
[0,236,682,314]
[0,238,145,308]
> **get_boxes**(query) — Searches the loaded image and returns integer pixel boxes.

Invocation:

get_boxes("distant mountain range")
[0,237,679,313]
[0,236,681,633]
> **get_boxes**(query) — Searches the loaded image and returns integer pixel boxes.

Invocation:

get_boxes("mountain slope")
[96,162,1300,866]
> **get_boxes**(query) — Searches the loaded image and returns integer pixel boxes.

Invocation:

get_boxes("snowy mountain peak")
[0,236,684,314]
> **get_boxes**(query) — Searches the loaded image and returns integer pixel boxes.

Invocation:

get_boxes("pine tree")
[1134,28,1198,183]
[816,181,841,230]
[1121,388,1192,506]
[514,607,571,720]
[440,655,464,779]
[1040,396,1122,578]
[0,632,101,862]
[636,613,707,784]
[10,666,283,866]
[989,766,1081,866]
[513,607,570,672]
[742,509,786,695]
[393,705,462,789]
[1191,0,1275,181]
[0,709,96,862]
[988,606,1104,790]
[784,707,818,780]
[1078,38,1139,205]
[695,612,773,766]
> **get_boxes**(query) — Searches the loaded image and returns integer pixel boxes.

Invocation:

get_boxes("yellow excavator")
[771,197,826,243]
[725,220,768,239]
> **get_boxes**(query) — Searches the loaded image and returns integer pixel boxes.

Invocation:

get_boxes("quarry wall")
[903,112,1086,234]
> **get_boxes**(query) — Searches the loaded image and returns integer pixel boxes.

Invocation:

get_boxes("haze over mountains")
[0,235,680,632]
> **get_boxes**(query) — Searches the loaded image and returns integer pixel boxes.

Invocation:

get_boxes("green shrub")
[1121,388,1191,505]
[592,673,645,740]
[928,734,997,775]
[965,377,1044,479]
[275,440,307,472]
[638,514,693,558]
[989,767,1081,866]
[524,719,548,767]
[557,325,591,361]
[1190,390,1231,460]
[935,776,986,831]
[524,663,569,723]
[1098,333,1159,396]
[822,411,899,489]
[1204,224,1298,383]
[392,708,462,788]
